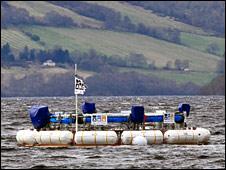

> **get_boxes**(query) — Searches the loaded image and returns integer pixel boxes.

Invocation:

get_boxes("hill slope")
[2,26,221,72]
[7,1,104,28]
[85,1,206,34]
[1,1,225,96]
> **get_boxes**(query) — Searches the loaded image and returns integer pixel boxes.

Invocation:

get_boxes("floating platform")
[16,127,210,147]
[16,103,211,147]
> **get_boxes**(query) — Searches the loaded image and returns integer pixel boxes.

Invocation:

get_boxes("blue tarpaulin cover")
[131,106,144,123]
[82,102,96,114]
[29,105,50,129]
[178,103,190,117]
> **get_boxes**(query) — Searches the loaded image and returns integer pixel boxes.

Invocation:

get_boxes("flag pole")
[75,64,78,133]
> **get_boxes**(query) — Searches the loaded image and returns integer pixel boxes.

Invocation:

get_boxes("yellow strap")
[94,131,97,145]
[81,131,84,145]
[58,132,62,144]
[177,131,180,143]
[106,131,108,145]
[130,131,133,144]
[192,130,195,142]
[153,130,156,144]
[49,132,52,144]
[40,134,42,144]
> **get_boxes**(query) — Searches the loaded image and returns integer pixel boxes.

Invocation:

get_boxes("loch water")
[1,96,225,169]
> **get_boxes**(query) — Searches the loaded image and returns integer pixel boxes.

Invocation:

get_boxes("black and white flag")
[74,77,86,95]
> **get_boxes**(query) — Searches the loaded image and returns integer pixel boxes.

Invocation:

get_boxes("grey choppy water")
[1,96,225,169]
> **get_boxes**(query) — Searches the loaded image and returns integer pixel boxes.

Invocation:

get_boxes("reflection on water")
[1,96,225,169]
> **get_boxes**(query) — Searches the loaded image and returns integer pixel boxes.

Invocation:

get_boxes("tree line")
[128,1,225,36]
[2,43,195,72]
[49,1,181,44]
[3,43,225,73]
[1,70,201,97]
[2,69,224,97]
[1,2,77,28]
[2,1,180,44]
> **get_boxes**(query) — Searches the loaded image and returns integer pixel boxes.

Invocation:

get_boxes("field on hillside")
[1,29,44,50]
[7,1,103,28]
[85,1,206,35]
[8,1,206,34]
[181,32,225,56]
[1,26,221,72]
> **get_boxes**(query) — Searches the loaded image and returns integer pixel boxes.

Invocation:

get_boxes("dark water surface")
[1,96,225,169]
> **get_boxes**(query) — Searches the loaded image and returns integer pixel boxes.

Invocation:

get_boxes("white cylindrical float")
[74,131,118,145]
[121,130,163,145]
[35,131,73,145]
[16,129,38,145]
[164,128,211,144]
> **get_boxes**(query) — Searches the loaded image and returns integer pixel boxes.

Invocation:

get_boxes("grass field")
[181,32,225,57]
[1,29,44,50]
[7,1,103,28]
[85,1,206,35]
[7,1,206,34]
[1,26,221,72]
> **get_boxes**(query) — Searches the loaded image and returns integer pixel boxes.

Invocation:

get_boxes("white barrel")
[16,129,38,145]
[35,131,73,145]
[164,128,211,144]
[75,131,118,145]
[121,130,163,145]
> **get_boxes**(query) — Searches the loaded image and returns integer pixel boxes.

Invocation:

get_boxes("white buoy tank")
[16,129,38,145]
[121,130,163,145]
[164,127,211,144]
[74,131,118,145]
[34,131,73,145]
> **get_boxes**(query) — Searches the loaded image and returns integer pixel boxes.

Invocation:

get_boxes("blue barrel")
[49,117,58,123]
[61,117,75,124]
[174,114,184,123]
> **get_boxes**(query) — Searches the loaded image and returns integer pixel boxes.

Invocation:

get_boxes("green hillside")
[7,1,103,28]
[1,26,221,72]
[85,1,206,35]
[1,29,44,50]
[180,32,225,57]
[1,1,225,96]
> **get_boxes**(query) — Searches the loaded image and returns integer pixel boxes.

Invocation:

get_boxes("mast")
[75,64,78,133]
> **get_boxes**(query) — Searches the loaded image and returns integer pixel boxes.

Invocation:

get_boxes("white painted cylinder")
[35,131,73,145]
[121,130,163,145]
[164,128,211,144]
[16,129,37,145]
[75,131,118,145]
